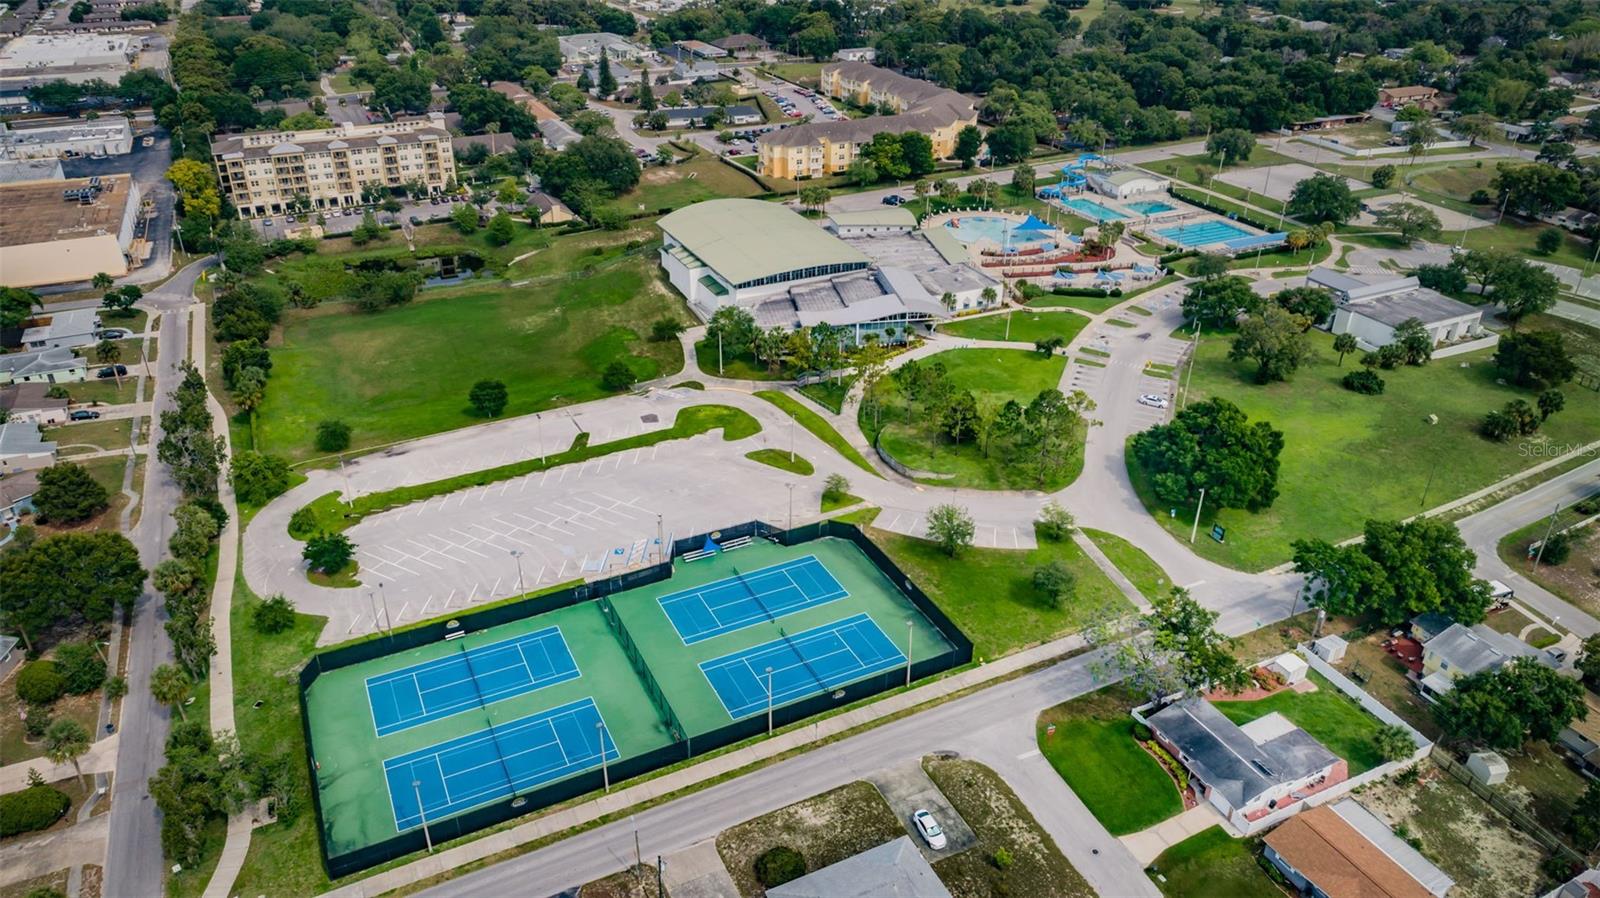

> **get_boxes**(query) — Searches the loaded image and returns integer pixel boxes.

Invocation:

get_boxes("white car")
[1137,393,1170,409]
[141,136,155,147]
[912,809,947,850]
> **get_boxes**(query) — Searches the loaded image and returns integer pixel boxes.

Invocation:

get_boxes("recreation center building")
[658,199,1000,341]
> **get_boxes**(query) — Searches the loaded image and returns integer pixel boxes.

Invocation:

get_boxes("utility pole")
[537,412,545,463]
[510,548,525,596]
[1533,503,1563,568]
[718,330,724,376]
[378,581,393,634]
[786,482,795,532]
[657,513,666,564]
[1189,488,1207,544]
[412,780,433,852]
[789,411,796,462]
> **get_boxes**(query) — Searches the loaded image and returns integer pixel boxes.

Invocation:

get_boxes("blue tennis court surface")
[366,627,579,737]
[700,614,906,719]
[659,555,849,644]
[383,697,616,830]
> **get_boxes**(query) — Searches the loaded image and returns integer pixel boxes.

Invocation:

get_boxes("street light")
[510,548,525,597]
[597,721,611,792]
[537,412,545,463]
[378,581,394,634]
[905,619,914,688]
[789,410,796,462]
[786,482,795,532]
[765,666,774,736]
[1189,488,1207,544]
[412,779,433,852]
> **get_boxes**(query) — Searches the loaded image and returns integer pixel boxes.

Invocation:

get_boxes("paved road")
[417,646,1162,898]
[1456,457,1600,637]
[103,258,212,898]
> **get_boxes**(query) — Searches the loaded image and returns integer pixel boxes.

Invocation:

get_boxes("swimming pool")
[943,216,1055,246]
[1157,220,1254,247]
[1125,200,1175,216]
[1061,197,1127,222]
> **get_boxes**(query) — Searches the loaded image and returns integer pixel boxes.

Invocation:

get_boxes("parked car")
[912,810,947,850]
[96,328,131,339]
[882,194,906,206]
[1137,393,1170,409]
[409,215,423,225]
[141,136,155,147]
[96,364,128,378]
[69,409,101,421]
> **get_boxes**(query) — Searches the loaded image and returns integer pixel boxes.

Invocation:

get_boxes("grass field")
[250,246,690,462]
[1149,827,1279,898]
[938,309,1091,344]
[1037,686,1181,835]
[1082,528,1172,601]
[605,156,763,217]
[865,348,1076,490]
[44,417,132,455]
[760,62,824,85]
[864,526,1131,659]
[692,338,785,380]
[1211,670,1388,775]
[1134,329,1600,570]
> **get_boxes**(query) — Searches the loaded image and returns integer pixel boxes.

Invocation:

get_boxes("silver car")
[1137,393,1170,409]
[912,809,946,850]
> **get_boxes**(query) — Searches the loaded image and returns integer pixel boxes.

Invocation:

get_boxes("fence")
[301,519,972,878]
[1430,747,1589,868]
[1293,135,1474,157]
[1432,334,1501,359]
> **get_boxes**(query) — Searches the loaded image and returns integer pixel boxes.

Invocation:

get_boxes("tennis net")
[455,635,519,795]
[727,564,779,624]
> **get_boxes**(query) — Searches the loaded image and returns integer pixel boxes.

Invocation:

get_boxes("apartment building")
[758,62,975,180]
[209,113,457,218]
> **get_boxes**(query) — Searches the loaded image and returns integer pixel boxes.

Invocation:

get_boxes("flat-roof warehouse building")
[0,174,141,288]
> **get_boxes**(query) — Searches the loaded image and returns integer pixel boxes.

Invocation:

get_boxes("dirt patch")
[1515,525,1600,616]
[577,864,663,898]
[924,757,1095,898]
[714,781,903,897]
[1355,767,1549,898]
[0,869,68,898]
[80,864,103,898]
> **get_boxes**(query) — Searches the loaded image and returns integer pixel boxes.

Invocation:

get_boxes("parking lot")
[248,194,504,237]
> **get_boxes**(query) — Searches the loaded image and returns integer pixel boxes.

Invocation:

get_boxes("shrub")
[253,594,297,634]
[304,532,355,574]
[601,361,636,392]
[1034,501,1075,541]
[1032,561,1077,608]
[1131,721,1152,742]
[52,642,106,695]
[0,785,71,836]
[24,708,51,739]
[16,660,66,705]
[754,846,806,888]
[1541,530,1574,566]
[1536,228,1563,255]
[314,419,351,453]
[991,847,1014,870]
[25,887,67,898]
[821,473,851,505]
[1341,369,1385,394]
[1373,723,1415,762]
[288,506,318,539]
[104,676,127,700]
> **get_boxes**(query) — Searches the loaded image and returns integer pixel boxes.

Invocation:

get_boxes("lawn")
[796,375,856,414]
[1499,510,1600,619]
[1148,827,1280,898]
[760,62,824,86]
[925,756,1096,898]
[755,390,879,477]
[1036,686,1182,836]
[865,348,1076,491]
[938,309,1091,345]
[604,156,762,217]
[1024,290,1129,314]
[692,338,785,380]
[1135,329,1600,570]
[250,251,690,462]
[58,377,140,406]
[745,447,814,475]
[1082,528,1172,602]
[865,526,1132,660]
[44,417,133,454]
[1211,670,1388,775]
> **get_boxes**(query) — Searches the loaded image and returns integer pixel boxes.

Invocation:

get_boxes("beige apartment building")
[210,113,457,218]
[758,62,976,180]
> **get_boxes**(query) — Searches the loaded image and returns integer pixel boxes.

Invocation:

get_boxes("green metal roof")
[657,199,869,287]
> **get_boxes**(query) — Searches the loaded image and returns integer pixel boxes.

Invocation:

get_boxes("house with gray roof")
[1146,698,1345,829]
[0,421,56,473]
[538,118,581,151]
[20,307,100,351]
[1417,621,1561,699]
[0,347,89,386]
[1309,268,1488,350]
[766,837,952,898]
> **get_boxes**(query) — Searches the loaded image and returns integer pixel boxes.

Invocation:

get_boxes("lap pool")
[1157,220,1254,247]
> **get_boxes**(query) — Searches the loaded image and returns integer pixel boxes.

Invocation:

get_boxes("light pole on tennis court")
[789,411,796,462]
[765,666,774,736]
[905,619,914,688]
[510,549,525,596]
[412,780,433,852]
[786,483,794,532]
[597,721,610,792]
[379,581,394,634]
[536,413,545,463]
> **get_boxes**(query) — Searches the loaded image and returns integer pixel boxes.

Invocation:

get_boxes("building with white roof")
[0,32,139,99]
[557,32,651,65]
[1309,268,1489,350]
[1085,169,1170,200]
[0,116,132,159]
[0,174,141,288]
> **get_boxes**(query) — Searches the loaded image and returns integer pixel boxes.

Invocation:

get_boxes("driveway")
[865,758,977,862]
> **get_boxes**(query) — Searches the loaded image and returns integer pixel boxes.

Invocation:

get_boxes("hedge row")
[1169,187,1274,231]
[0,785,71,837]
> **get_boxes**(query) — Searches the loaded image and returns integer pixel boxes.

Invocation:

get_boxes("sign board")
[1209,524,1226,543]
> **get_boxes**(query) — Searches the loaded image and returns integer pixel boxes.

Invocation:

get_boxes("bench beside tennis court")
[657,554,849,644]
[383,696,617,831]
[699,613,907,719]
[366,627,579,737]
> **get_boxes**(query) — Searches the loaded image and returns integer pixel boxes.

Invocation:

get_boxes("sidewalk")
[1120,803,1232,865]
[0,736,119,792]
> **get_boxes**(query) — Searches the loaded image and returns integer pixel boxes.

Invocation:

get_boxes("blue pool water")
[943,215,1055,245]
[1061,197,1127,222]
[1125,200,1175,216]
[1157,220,1254,247]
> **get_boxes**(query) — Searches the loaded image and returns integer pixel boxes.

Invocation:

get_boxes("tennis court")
[658,555,849,644]
[366,627,579,736]
[700,613,906,719]
[382,697,617,830]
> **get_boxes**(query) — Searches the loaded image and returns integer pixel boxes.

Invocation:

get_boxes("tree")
[314,419,351,454]
[1286,173,1359,224]
[1205,128,1254,165]
[229,451,290,506]
[1570,781,1600,851]
[468,380,508,417]
[150,663,191,719]
[1033,561,1077,608]
[798,185,831,214]
[1393,318,1433,365]
[31,462,110,524]
[1493,261,1560,331]
[91,272,114,290]
[1273,287,1333,327]
[1295,517,1492,624]
[1230,305,1311,383]
[1494,331,1576,387]
[0,533,145,651]
[1332,332,1360,366]
[636,77,655,112]
[1372,202,1442,242]
[451,203,479,234]
[1181,275,1260,328]
[1403,117,1439,166]
[485,210,515,246]
[1434,658,1587,750]
[706,306,758,359]
[1454,113,1497,147]
[1035,501,1075,541]
[1578,634,1600,686]
[100,284,142,316]
[1492,161,1580,217]
[44,718,91,789]
[1116,588,1249,701]
[1130,398,1284,513]
[1012,163,1036,197]
[954,125,983,169]
[230,366,266,416]
[846,157,878,186]
[601,361,636,391]
[253,594,296,634]
[1191,253,1229,280]
[1455,248,1519,295]
[1537,389,1566,421]
[1369,165,1397,189]
[95,340,123,387]
[597,54,617,98]
[53,643,105,695]
[303,533,354,575]
[925,503,975,557]
[1373,723,1415,762]
[0,287,43,330]
[1535,228,1563,256]
[651,318,685,342]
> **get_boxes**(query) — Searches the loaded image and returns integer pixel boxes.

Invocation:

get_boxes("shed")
[1465,751,1508,786]
[1266,652,1309,686]
[1311,635,1347,663]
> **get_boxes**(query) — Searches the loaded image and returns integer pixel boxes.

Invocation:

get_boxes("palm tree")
[95,339,122,387]
[1285,229,1311,260]
[45,718,91,790]
[150,663,190,719]
[981,286,998,308]
[1333,332,1359,366]
[941,291,956,311]
[914,178,932,217]
[91,272,113,290]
